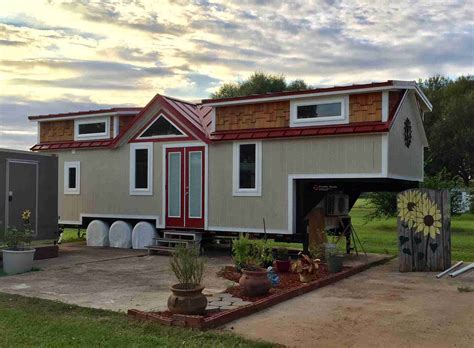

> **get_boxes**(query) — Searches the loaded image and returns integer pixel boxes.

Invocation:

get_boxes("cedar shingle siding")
[40,120,74,143]
[215,101,290,131]
[349,92,382,123]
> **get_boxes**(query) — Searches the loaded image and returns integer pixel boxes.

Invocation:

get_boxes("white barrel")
[86,220,110,247]
[109,221,133,249]
[132,221,157,249]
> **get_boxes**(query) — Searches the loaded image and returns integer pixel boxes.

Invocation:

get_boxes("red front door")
[165,146,205,229]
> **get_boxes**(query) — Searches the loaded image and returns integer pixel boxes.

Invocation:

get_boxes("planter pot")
[328,254,344,273]
[2,249,36,275]
[324,243,337,260]
[167,284,207,315]
[275,259,291,273]
[239,267,271,297]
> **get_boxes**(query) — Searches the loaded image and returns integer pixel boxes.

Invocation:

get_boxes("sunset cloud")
[0,0,472,149]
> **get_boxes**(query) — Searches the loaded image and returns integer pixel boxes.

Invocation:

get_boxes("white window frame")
[290,96,349,127]
[74,117,110,140]
[130,142,153,196]
[137,114,187,140]
[64,161,80,195]
[232,141,262,197]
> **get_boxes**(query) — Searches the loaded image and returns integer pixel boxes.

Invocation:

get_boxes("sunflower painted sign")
[397,189,451,272]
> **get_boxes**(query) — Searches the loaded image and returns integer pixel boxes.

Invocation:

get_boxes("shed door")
[165,147,205,229]
[6,160,38,234]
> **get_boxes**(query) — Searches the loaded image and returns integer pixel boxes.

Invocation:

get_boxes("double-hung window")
[75,117,109,140]
[64,161,80,195]
[290,97,348,127]
[130,143,153,195]
[233,141,262,196]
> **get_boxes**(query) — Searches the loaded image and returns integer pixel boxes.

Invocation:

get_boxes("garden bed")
[128,261,376,330]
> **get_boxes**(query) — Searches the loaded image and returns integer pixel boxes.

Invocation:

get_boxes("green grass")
[0,293,274,347]
[273,199,474,262]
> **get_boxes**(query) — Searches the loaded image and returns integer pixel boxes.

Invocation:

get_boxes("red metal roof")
[30,139,114,151]
[28,107,142,121]
[202,81,395,104]
[210,121,390,141]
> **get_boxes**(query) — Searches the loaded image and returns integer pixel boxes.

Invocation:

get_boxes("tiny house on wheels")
[28,80,432,245]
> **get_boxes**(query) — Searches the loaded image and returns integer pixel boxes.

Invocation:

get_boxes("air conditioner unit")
[326,193,349,216]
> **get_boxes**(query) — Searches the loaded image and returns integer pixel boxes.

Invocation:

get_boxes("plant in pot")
[232,234,272,297]
[291,252,321,283]
[168,245,207,315]
[327,248,344,273]
[275,247,291,272]
[1,210,35,275]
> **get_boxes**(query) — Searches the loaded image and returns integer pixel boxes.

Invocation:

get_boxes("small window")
[233,142,262,196]
[139,115,185,138]
[75,117,109,140]
[64,162,80,195]
[130,143,153,195]
[297,102,341,119]
[290,97,347,127]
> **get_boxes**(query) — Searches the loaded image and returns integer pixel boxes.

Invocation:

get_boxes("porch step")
[146,245,177,255]
[163,230,202,242]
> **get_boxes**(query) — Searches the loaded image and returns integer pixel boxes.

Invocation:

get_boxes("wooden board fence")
[397,189,451,272]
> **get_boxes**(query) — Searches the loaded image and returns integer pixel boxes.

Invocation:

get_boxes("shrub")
[275,247,289,261]
[232,234,273,269]
[169,246,205,288]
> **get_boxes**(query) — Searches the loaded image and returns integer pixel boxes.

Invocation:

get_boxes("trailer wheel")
[86,220,109,247]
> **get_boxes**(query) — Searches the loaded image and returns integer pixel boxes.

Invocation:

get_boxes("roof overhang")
[28,108,142,122]
[202,80,433,112]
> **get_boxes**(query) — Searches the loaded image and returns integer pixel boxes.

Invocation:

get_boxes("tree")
[420,75,473,186]
[210,72,311,99]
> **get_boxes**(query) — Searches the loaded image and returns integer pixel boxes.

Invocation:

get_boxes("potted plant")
[291,252,320,282]
[327,248,344,273]
[167,246,207,315]
[275,247,291,272]
[1,210,35,275]
[232,234,272,297]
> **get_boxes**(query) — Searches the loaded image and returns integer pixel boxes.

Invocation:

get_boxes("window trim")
[74,117,110,140]
[290,96,348,127]
[137,114,187,140]
[130,142,153,196]
[232,141,262,197]
[64,161,80,195]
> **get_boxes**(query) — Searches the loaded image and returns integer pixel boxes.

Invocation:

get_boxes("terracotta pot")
[167,284,207,315]
[275,259,291,272]
[239,267,271,297]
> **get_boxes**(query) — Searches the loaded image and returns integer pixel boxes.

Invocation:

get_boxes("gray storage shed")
[0,149,58,240]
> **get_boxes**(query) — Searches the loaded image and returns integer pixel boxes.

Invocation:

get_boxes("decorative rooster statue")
[291,252,321,283]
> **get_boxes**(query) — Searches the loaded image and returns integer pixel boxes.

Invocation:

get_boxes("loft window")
[75,117,109,140]
[290,97,347,127]
[138,114,185,139]
[233,141,262,196]
[64,162,80,195]
[297,102,342,119]
[130,143,153,195]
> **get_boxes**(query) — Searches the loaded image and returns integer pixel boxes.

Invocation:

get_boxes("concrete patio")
[0,243,233,312]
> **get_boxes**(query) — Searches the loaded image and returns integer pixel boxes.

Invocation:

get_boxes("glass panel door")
[188,151,202,218]
[166,148,184,228]
[168,152,181,218]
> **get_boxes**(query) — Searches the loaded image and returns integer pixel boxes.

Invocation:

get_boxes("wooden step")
[146,245,176,255]
[163,230,202,242]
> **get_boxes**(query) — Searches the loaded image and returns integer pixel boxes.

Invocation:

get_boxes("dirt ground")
[224,259,474,348]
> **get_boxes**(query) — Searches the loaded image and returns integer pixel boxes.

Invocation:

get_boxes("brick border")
[128,256,393,330]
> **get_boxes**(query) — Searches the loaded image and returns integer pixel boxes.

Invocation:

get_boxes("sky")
[0,0,472,150]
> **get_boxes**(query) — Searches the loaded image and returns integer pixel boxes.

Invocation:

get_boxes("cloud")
[0,95,137,150]
[0,0,472,149]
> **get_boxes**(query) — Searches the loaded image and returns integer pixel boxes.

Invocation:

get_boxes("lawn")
[0,293,273,347]
[48,199,474,261]
[273,199,474,262]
